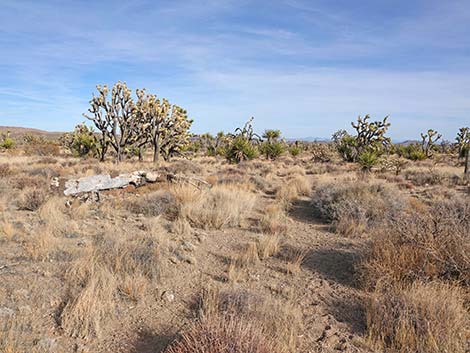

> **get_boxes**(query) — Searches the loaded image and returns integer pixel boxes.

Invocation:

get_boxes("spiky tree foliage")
[134,89,192,162]
[229,117,262,144]
[260,129,284,160]
[225,118,261,163]
[262,129,281,142]
[456,127,470,178]
[352,115,391,154]
[456,127,470,158]
[0,131,14,150]
[420,129,442,158]
[84,82,140,162]
[160,106,193,161]
[333,116,391,163]
[60,123,99,157]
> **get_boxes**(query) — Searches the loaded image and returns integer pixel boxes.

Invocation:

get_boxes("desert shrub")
[17,187,47,211]
[165,315,278,353]
[311,179,407,236]
[61,234,161,338]
[28,166,60,179]
[225,136,259,163]
[182,186,256,229]
[366,282,469,353]
[60,123,99,157]
[362,197,470,288]
[1,137,15,150]
[310,143,335,162]
[23,134,60,156]
[395,143,427,161]
[11,175,46,190]
[259,140,285,160]
[127,190,180,219]
[403,168,443,186]
[164,159,203,175]
[357,150,379,171]
[179,287,302,353]
[288,145,301,157]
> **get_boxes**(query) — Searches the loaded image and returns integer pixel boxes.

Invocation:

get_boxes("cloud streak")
[0,0,469,139]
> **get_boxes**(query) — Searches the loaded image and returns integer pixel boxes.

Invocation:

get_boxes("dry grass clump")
[276,175,311,206]
[366,282,469,353]
[258,203,288,234]
[127,190,180,219]
[60,233,162,338]
[11,175,46,190]
[17,187,48,211]
[38,196,71,236]
[165,315,278,353]
[285,249,306,275]
[362,197,470,288]
[311,179,407,236]
[0,220,15,240]
[227,242,260,282]
[257,234,281,260]
[23,225,59,261]
[170,287,303,353]
[182,185,256,229]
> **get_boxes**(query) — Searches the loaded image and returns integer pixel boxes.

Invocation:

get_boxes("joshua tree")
[334,115,391,162]
[260,129,284,160]
[352,115,391,153]
[456,127,470,158]
[456,127,470,179]
[135,89,192,163]
[262,129,281,142]
[230,117,262,144]
[84,82,140,162]
[420,129,442,158]
[159,106,193,161]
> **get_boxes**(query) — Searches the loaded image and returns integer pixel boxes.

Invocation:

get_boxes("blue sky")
[0,0,469,140]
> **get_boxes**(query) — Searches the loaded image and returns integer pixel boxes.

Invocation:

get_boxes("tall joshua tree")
[420,129,442,158]
[135,89,192,163]
[84,82,139,162]
[456,127,470,179]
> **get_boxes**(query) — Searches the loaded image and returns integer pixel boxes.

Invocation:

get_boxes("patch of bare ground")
[1,153,468,353]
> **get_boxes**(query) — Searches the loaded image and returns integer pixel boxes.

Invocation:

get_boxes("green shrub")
[60,124,98,158]
[357,150,379,171]
[288,145,301,157]
[259,141,285,160]
[225,137,259,164]
[1,137,15,149]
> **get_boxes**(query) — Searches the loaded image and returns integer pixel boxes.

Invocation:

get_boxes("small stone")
[161,291,175,302]
[64,233,79,239]
[145,172,161,183]
[0,307,15,318]
[36,337,58,352]
[181,241,195,252]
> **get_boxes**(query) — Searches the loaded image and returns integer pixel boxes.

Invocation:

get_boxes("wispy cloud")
[0,0,469,139]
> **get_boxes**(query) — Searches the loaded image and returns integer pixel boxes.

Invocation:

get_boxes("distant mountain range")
[0,126,62,140]
[285,137,330,142]
[0,126,426,145]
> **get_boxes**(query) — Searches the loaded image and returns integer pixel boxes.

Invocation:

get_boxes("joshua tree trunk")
[153,136,160,163]
[465,149,470,180]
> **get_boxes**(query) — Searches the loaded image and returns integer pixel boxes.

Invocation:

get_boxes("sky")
[0,0,469,140]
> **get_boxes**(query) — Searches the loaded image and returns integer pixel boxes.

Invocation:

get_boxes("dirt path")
[96,196,372,353]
